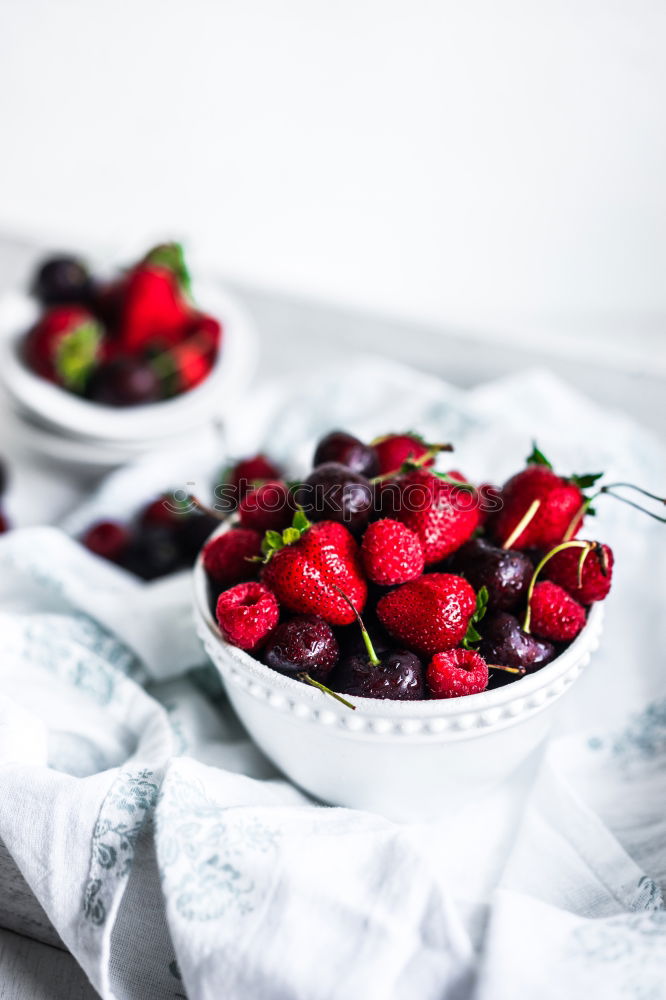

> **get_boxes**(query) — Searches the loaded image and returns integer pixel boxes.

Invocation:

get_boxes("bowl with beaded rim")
[192,521,604,821]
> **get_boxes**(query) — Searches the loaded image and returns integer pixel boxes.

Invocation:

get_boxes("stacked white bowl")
[0,279,258,474]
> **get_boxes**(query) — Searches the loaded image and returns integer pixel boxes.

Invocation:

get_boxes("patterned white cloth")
[0,362,664,1000]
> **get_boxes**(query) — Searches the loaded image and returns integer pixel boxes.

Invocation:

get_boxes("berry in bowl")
[0,243,257,470]
[193,434,659,820]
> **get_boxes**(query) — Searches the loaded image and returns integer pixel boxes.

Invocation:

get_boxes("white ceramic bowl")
[0,280,258,469]
[193,523,604,821]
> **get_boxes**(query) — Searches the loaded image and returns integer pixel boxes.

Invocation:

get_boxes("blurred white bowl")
[0,280,258,470]
[193,522,604,821]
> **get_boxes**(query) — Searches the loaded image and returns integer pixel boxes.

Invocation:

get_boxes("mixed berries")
[201,434,635,704]
[82,494,218,580]
[23,243,222,406]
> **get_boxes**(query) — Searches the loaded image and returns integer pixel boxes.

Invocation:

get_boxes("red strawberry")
[167,340,214,392]
[238,481,294,534]
[227,455,282,500]
[186,312,222,357]
[491,446,603,550]
[491,465,584,550]
[544,542,613,604]
[361,519,424,585]
[427,648,489,698]
[119,265,190,353]
[373,433,436,476]
[376,573,477,656]
[203,528,262,587]
[392,469,479,564]
[476,483,502,528]
[24,306,103,391]
[528,581,586,641]
[261,515,367,626]
[216,582,279,650]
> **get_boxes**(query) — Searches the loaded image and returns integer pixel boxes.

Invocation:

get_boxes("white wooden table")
[0,232,662,999]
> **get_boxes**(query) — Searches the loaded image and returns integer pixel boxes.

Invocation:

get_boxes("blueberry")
[263,615,339,682]
[32,255,92,306]
[313,431,379,478]
[295,462,373,534]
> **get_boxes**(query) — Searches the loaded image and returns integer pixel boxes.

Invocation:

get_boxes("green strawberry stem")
[260,509,311,562]
[522,540,593,633]
[501,499,541,550]
[331,584,381,666]
[298,673,356,710]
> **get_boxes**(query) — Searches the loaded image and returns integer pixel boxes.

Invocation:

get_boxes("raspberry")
[361,519,424,585]
[529,581,586,641]
[215,582,279,651]
[202,529,261,587]
[427,648,489,698]
[82,520,131,562]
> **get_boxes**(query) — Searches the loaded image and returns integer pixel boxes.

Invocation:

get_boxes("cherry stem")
[602,482,665,504]
[563,483,666,540]
[190,495,226,522]
[488,664,526,675]
[298,673,356,711]
[522,540,593,633]
[501,499,541,550]
[331,584,381,666]
[601,489,666,524]
[370,443,453,484]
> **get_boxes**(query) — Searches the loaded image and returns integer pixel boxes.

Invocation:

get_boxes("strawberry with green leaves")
[24,306,103,392]
[490,443,602,550]
[376,572,478,656]
[261,511,367,626]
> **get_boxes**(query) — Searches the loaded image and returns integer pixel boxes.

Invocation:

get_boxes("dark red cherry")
[449,537,533,611]
[263,615,340,682]
[32,254,93,306]
[332,648,424,700]
[478,611,556,673]
[313,431,379,478]
[295,462,373,534]
[87,358,162,406]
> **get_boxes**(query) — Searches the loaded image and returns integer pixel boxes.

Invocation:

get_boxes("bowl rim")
[0,279,258,442]
[192,519,604,722]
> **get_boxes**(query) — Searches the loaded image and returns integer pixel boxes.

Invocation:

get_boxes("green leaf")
[292,509,310,533]
[264,530,284,549]
[570,472,604,489]
[55,320,103,392]
[282,527,301,545]
[526,442,553,469]
[143,242,192,298]
[462,585,489,648]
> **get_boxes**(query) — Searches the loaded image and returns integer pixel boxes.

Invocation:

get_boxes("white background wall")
[1,0,664,364]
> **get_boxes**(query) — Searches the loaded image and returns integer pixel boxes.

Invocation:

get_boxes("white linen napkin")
[0,361,664,1000]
